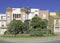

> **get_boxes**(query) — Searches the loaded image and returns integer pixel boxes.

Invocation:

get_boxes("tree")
[7,20,23,35]
[30,16,50,36]
[31,16,41,29]
[40,19,48,29]
[31,16,48,29]
[22,20,30,33]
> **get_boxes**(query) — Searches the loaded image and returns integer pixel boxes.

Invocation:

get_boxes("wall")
[39,10,49,20]
[0,14,6,28]
[54,18,60,32]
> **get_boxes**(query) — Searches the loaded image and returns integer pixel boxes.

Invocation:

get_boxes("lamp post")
[25,7,31,20]
[25,7,31,33]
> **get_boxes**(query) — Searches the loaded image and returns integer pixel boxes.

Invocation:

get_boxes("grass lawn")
[0,34,59,39]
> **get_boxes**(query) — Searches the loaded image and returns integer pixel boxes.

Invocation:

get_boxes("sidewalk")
[0,36,60,43]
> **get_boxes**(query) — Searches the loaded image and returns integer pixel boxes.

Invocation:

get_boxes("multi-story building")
[0,7,50,34]
[49,12,60,33]
[0,14,6,29]
[0,14,6,35]
[39,10,49,20]
[54,17,60,33]
[1,7,60,34]
[6,7,49,25]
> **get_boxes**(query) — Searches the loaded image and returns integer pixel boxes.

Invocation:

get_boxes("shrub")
[48,29,54,34]
[30,28,42,36]
[4,31,11,35]
[30,28,51,36]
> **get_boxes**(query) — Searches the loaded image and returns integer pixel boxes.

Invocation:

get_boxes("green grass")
[0,34,59,39]
[0,34,30,38]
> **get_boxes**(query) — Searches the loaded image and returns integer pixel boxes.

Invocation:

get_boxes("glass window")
[7,15,10,20]
[35,10,38,12]
[2,25,4,27]
[13,14,21,18]
[55,27,59,30]
[1,16,3,20]
[55,19,59,26]
[35,14,38,16]
[8,16,10,18]
[8,15,10,18]
[1,16,6,20]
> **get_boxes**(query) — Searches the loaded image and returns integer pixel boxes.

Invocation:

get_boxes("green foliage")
[31,16,41,28]
[30,28,43,36]
[7,20,23,35]
[30,16,50,36]
[7,16,53,37]
[31,16,48,29]
[40,19,48,29]
[22,20,30,33]
[30,28,51,36]
[23,20,29,29]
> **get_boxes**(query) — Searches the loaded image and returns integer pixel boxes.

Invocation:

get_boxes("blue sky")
[0,0,60,13]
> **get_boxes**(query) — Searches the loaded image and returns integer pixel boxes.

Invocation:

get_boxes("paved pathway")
[0,37,60,43]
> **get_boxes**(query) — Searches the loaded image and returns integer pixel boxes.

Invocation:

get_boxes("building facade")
[1,7,60,35]
[0,14,6,29]
[6,7,49,25]
[0,7,50,34]
[1,7,60,34]
[54,17,60,32]
[49,12,60,33]
[0,14,6,35]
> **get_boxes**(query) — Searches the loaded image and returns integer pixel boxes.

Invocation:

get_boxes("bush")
[30,28,42,36]
[48,29,54,34]
[30,28,51,36]
[4,31,11,35]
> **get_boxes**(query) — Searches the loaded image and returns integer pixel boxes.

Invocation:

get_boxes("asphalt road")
[0,38,60,43]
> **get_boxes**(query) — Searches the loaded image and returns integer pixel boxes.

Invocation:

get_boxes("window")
[7,15,10,18]
[2,25,4,27]
[1,16,3,20]
[13,14,21,18]
[35,14,38,16]
[1,16,6,20]
[7,15,10,20]
[8,16,10,18]
[35,10,38,12]
[56,19,59,26]
[55,27,60,30]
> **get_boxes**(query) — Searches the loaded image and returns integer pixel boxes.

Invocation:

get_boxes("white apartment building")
[0,7,49,35]
[0,7,60,34]
[6,7,49,24]
[12,8,40,21]
[0,14,6,29]
[0,14,6,35]
[0,8,49,28]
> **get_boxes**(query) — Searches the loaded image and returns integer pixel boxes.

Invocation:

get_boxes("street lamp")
[25,7,31,20]
[25,7,31,33]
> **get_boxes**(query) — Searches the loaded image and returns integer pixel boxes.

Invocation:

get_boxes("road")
[0,38,60,43]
